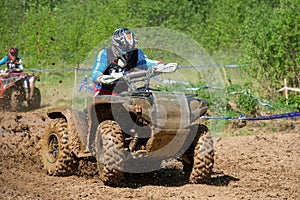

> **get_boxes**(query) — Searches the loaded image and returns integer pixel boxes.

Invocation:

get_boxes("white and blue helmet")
[111,28,138,57]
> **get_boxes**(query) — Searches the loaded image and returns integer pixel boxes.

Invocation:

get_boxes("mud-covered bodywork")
[41,63,214,185]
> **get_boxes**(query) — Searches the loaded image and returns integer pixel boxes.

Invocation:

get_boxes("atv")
[0,72,41,111]
[40,63,214,186]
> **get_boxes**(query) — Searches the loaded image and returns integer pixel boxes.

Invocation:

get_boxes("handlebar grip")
[125,70,149,79]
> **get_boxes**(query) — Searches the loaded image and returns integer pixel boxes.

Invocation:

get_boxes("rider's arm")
[17,58,24,71]
[136,49,163,70]
[91,49,108,83]
[0,56,8,66]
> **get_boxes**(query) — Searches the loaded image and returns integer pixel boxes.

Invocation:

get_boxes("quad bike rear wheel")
[40,118,78,176]
[182,124,214,183]
[95,120,125,185]
[8,87,25,111]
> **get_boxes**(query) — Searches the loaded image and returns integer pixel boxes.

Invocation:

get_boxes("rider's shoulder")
[136,48,145,54]
[2,55,9,60]
[98,48,108,56]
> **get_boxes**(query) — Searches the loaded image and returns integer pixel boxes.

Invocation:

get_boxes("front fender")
[47,106,89,154]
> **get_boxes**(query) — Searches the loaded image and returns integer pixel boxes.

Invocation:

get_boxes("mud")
[0,111,299,200]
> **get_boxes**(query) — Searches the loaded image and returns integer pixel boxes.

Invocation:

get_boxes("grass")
[36,70,92,109]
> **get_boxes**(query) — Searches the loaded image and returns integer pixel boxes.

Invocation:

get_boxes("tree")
[241,0,300,91]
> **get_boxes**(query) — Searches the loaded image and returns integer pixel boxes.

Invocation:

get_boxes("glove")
[97,75,115,84]
[97,72,123,85]
[110,71,123,79]
[154,63,178,73]
[165,63,177,70]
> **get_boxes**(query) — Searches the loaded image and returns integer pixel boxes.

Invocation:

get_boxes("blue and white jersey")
[91,48,162,83]
[0,55,24,72]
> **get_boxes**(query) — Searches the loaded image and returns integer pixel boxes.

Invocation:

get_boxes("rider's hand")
[97,75,118,85]
[153,63,165,71]
[97,75,112,84]
[154,63,178,73]
[110,71,123,79]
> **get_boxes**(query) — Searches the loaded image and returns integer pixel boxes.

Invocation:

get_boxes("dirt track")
[0,110,299,200]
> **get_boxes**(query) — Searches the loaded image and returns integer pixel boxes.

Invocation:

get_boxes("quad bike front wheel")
[95,120,125,186]
[182,124,214,183]
[40,118,78,176]
[29,87,41,109]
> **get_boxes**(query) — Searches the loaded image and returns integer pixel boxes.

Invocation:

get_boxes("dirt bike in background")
[0,71,41,111]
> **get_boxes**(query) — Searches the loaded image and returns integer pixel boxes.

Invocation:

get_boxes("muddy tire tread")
[95,120,124,186]
[40,118,78,176]
[189,129,214,183]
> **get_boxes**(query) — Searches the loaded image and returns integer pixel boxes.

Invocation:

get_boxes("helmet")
[111,28,138,58]
[9,47,18,57]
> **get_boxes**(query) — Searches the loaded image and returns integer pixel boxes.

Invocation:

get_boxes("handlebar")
[120,63,178,93]
[0,72,40,81]
[124,63,178,80]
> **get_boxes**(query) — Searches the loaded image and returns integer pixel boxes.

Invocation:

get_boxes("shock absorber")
[129,129,138,152]
[128,104,143,152]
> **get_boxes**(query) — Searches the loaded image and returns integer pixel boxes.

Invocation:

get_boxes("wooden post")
[222,65,229,85]
[284,78,288,105]
[74,67,77,94]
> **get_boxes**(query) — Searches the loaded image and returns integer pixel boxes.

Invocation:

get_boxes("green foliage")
[236,90,259,114]
[227,84,260,114]
[129,0,197,32]
[240,0,300,91]
[288,95,300,111]
[197,0,244,56]
[0,0,298,106]
[278,95,300,111]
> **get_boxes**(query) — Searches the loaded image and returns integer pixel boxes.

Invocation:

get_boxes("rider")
[91,28,164,96]
[0,47,35,103]
[0,46,24,73]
